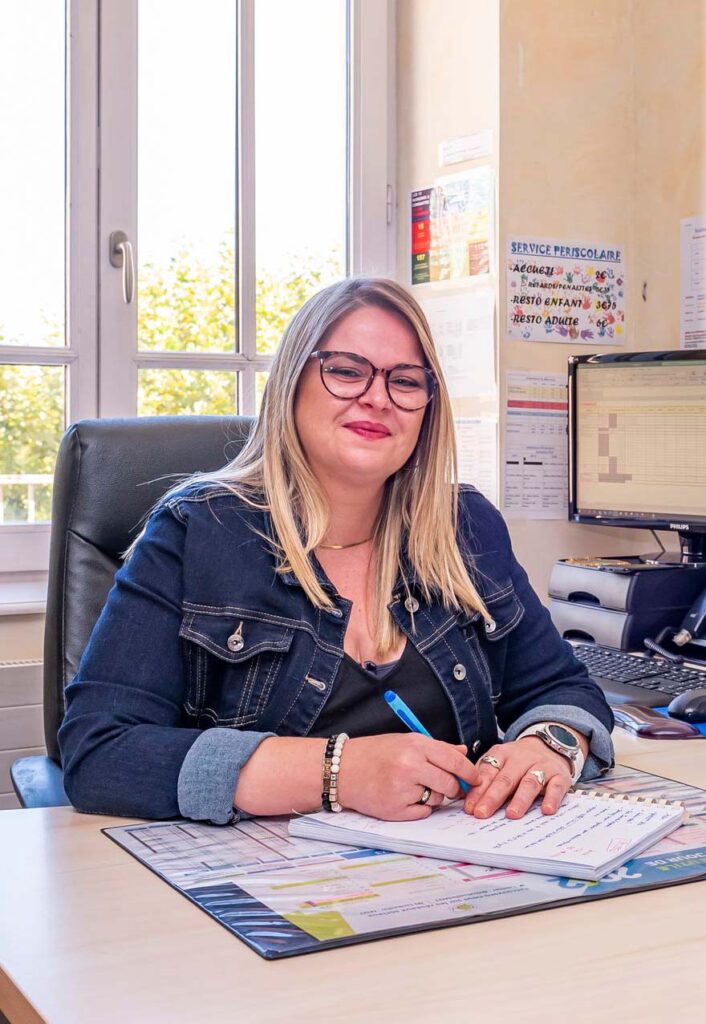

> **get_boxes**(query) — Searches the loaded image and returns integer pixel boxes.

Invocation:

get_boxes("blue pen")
[384,689,470,794]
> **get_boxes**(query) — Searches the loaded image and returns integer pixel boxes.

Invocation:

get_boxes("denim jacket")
[59,484,615,824]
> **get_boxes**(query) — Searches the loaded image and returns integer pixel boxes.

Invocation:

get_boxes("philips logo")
[669,523,690,531]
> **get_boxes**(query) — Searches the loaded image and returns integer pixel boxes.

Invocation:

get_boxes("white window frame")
[0,0,98,578]
[0,0,395,588]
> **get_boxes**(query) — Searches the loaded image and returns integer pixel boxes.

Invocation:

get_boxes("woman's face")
[293,305,428,493]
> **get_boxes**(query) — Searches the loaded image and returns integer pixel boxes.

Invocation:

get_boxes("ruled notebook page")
[290,793,685,875]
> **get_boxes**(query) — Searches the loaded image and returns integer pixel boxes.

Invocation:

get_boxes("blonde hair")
[143,277,488,656]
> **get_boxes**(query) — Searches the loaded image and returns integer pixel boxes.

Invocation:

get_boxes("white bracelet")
[322,732,349,812]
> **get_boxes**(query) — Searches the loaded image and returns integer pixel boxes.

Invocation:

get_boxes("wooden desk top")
[2,733,705,1024]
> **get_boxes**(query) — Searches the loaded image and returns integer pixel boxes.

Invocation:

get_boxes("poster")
[411,188,433,285]
[411,167,494,285]
[506,237,625,344]
[503,371,568,520]
[680,216,706,349]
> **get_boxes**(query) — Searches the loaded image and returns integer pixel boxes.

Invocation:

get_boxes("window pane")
[0,2,65,347]
[137,368,239,416]
[0,364,66,523]
[137,1,237,354]
[255,0,347,354]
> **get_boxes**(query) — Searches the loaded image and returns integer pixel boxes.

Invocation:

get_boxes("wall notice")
[422,291,497,504]
[411,168,493,285]
[506,237,625,344]
[680,216,706,349]
[503,371,568,520]
[422,289,496,403]
[456,417,498,505]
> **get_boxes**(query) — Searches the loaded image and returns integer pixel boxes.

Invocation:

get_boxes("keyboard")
[572,643,706,707]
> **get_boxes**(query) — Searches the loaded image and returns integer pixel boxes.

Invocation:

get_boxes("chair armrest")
[10,755,70,809]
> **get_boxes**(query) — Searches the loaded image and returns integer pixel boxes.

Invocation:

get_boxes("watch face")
[547,724,579,749]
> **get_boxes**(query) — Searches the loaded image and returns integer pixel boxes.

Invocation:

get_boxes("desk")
[1,732,705,1024]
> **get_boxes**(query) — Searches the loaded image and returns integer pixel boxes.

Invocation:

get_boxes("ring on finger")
[480,755,502,770]
[528,768,546,788]
[417,785,433,806]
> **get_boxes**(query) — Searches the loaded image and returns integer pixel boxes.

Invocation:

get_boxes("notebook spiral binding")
[575,788,686,812]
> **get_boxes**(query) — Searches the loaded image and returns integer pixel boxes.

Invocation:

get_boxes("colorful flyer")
[506,236,625,343]
[411,168,494,285]
[411,188,432,284]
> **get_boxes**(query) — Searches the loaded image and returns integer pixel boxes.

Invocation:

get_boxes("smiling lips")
[343,420,392,440]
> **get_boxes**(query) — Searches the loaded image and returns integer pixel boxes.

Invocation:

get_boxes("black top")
[310,639,460,743]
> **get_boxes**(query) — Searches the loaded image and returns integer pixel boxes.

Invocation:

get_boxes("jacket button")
[404,596,419,613]
[453,663,467,680]
[472,739,481,754]
[330,608,343,618]
[227,635,244,652]
[484,618,497,634]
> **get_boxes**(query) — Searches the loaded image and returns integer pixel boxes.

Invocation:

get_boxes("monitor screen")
[569,352,706,534]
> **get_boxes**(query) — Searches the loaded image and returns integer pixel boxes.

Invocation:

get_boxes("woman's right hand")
[336,733,480,821]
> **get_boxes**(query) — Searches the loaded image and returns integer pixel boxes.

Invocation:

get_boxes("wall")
[632,1,706,346]
[397,0,705,598]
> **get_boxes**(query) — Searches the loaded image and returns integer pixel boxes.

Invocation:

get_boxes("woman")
[59,277,614,825]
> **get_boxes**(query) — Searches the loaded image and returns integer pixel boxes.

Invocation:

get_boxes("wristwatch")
[516,722,585,784]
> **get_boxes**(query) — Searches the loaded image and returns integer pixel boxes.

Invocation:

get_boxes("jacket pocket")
[482,580,525,642]
[179,610,295,728]
[460,581,524,704]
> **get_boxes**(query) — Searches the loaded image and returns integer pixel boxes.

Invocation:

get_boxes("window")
[0,0,395,578]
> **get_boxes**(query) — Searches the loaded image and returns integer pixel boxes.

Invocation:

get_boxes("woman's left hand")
[464,737,577,819]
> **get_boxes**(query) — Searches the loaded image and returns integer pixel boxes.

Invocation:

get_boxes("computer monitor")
[568,350,706,565]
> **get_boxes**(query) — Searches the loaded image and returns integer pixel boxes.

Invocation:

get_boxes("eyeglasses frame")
[308,350,437,411]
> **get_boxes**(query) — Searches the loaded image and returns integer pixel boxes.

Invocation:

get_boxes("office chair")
[10,415,255,808]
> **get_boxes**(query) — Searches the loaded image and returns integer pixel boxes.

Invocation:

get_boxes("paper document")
[289,791,685,881]
[503,371,568,519]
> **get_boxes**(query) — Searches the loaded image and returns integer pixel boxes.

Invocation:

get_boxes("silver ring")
[417,785,432,805]
[480,755,502,770]
[528,768,546,788]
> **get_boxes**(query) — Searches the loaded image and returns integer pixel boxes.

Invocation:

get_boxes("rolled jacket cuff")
[177,727,275,824]
[503,704,615,782]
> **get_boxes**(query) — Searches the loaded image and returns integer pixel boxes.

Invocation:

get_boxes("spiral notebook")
[288,788,687,881]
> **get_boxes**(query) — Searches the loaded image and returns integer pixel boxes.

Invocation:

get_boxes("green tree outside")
[0,241,342,522]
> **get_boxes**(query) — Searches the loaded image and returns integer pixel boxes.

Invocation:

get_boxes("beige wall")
[397,0,705,598]
[633,1,706,345]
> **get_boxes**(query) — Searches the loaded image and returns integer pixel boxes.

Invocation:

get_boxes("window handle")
[109,230,135,304]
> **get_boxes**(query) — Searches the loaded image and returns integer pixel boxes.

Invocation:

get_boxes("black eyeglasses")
[309,351,437,411]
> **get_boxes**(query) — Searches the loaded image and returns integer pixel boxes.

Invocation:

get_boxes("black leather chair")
[10,415,255,808]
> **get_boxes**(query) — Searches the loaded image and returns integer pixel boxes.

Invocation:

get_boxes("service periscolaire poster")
[506,236,626,344]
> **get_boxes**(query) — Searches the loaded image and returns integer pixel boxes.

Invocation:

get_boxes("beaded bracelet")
[321,732,349,812]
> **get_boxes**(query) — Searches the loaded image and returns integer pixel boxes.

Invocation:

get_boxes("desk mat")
[104,765,706,959]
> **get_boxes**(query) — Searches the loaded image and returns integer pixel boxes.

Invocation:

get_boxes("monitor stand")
[643,531,706,568]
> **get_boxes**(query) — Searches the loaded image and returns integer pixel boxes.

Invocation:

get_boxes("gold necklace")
[318,536,372,550]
